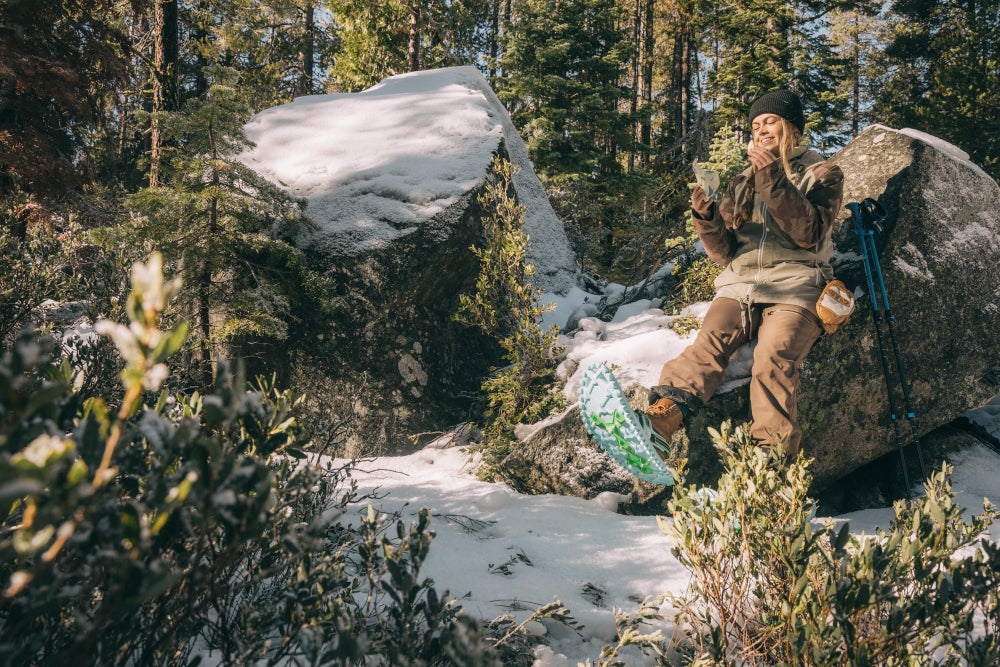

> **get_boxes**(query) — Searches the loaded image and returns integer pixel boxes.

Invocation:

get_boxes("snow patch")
[869,124,993,182]
[967,395,1000,441]
[329,432,1000,665]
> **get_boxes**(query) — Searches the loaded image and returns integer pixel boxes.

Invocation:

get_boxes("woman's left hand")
[747,145,778,170]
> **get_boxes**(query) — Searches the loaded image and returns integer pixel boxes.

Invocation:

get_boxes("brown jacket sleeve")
[692,180,738,265]
[755,160,845,249]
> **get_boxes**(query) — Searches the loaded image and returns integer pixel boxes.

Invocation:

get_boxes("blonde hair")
[775,118,804,181]
[732,118,805,228]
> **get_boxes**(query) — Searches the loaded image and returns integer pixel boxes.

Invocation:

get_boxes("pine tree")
[660,0,709,146]
[682,124,748,238]
[0,0,130,219]
[827,4,884,140]
[707,0,794,130]
[327,0,480,92]
[498,0,633,185]
[705,0,849,143]
[127,66,320,386]
[150,0,180,187]
[875,0,1000,179]
[188,0,336,109]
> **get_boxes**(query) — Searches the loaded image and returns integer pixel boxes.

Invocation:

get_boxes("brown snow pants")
[651,297,823,457]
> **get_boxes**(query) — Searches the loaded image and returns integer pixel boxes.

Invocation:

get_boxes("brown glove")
[816,279,855,334]
[692,186,715,220]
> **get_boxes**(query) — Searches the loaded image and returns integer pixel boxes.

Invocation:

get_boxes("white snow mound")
[238,66,578,295]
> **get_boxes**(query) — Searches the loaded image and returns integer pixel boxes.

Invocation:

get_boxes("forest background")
[4,0,998,387]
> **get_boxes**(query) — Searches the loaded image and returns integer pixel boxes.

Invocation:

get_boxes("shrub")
[0,228,75,349]
[0,254,497,666]
[664,422,1000,666]
[682,125,749,241]
[455,157,565,480]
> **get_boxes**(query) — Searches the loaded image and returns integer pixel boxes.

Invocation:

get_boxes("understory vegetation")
[2,257,997,664]
[0,257,498,665]
[455,158,566,480]
[665,424,1000,666]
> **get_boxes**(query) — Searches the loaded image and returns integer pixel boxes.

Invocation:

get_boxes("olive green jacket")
[692,146,845,313]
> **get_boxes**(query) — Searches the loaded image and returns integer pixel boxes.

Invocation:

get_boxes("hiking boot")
[644,398,684,443]
[634,410,671,462]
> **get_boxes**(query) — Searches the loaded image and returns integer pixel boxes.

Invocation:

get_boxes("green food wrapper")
[692,160,720,201]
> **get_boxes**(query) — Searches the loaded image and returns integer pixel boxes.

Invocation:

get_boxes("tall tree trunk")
[150,0,178,187]
[297,2,315,96]
[198,256,212,387]
[504,0,512,43]
[852,12,860,138]
[628,0,640,172]
[408,3,420,72]
[671,35,683,141]
[193,1,210,96]
[639,0,653,162]
[489,0,500,80]
[201,129,220,388]
[679,32,690,139]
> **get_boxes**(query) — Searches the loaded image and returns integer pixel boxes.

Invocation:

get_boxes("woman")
[642,89,845,459]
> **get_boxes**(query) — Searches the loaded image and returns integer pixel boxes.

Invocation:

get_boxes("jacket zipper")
[753,199,768,291]
[740,198,769,336]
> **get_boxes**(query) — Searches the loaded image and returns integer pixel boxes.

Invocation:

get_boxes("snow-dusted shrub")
[0,255,498,665]
[664,422,1000,666]
[455,157,565,480]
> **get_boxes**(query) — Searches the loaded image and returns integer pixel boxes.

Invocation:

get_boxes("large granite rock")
[502,125,1000,506]
[238,67,579,456]
[801,125,1000,488]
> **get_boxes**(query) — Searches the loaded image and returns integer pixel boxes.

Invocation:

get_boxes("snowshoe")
[579,363,675,486]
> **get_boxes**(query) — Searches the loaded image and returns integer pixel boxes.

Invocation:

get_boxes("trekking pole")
[849,199,912,497]
[858,200,928,482]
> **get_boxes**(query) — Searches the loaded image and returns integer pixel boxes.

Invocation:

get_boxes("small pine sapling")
[455,157,565,479]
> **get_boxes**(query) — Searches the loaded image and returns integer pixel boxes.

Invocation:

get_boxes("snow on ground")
[340,439,1000,666]
[342,446,689,666]
[336,292,1000,666]
[238,66,577,294]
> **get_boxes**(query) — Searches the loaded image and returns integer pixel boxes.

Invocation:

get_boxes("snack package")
[692,160,720,201]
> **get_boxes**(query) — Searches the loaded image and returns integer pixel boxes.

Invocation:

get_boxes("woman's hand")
[747,144,778,170]
[692,185,714,219]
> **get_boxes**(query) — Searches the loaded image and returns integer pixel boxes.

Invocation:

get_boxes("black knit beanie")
[748,90,805,134]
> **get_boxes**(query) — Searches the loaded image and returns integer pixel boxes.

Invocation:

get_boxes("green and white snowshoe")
[579,363,675,486]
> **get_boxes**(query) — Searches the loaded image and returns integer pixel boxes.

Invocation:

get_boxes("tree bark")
[629,0,640,172]
[639,0,654,162]
[408,2,420,72]
[852,12,860,138]
[679,32,690,139]
[489,0,500,80]
[193,1,210,96]
[150,0,178,187]
[297,2,315,96]
[201,119,220,389]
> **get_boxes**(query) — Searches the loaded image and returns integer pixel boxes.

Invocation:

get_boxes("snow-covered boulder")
[238,67,579,455]
[502,125,1000,504]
